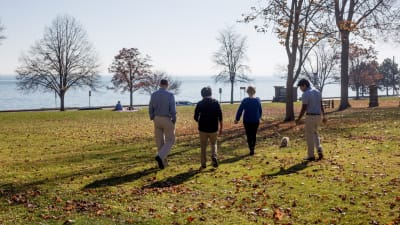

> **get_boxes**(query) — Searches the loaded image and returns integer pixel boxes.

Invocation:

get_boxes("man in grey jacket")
[149,79,176,169]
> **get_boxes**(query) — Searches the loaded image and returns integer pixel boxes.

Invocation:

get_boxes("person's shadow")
[143,169,200,189]
[266,161,309,177]
[83,167,158,189]
[219,154,250,165]
[143,153,253,189]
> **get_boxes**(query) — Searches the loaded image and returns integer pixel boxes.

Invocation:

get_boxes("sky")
[0,0,399,77]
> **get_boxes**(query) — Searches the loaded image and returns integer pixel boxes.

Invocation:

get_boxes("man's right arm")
[217,103,223,134]
[169,93,177,123]
[149,95,154,120]
[296,103,307,125]
[320,100,327,124]
[194,103,200,122]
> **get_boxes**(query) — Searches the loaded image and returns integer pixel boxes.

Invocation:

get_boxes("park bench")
[322,99,334,109]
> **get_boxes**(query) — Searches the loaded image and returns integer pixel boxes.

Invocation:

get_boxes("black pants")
[244,122,259,151]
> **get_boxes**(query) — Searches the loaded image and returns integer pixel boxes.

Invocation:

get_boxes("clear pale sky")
[0,0,398,76]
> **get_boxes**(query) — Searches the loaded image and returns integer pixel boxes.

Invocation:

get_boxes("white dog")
[280,137,289,148]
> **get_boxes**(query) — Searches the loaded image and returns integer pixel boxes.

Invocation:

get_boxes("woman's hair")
[201,86,212,97]
[247,86,256,95]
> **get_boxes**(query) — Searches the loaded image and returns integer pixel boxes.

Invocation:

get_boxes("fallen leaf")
[273,208,285,220]
[187,216,195,223]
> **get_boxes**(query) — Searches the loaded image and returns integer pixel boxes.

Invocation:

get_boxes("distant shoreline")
[2,96,398,113]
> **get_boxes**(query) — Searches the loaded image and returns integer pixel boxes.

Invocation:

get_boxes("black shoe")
[211,158,219,168]
[317,152,324,160]
[155,156,164,169]
[303,157,316,161]
[249,149,254,156]
[317,148,324,160]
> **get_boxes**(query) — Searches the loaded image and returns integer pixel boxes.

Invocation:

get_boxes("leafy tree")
[108,48,151,109]
[243,0,331,121]
[16,15,100,111]
[302,40,340,95]
[378,58,399,96]
[348,44,379,99]
[213,26,251,104]
[330,0,400,110]
[349,61,382,98]
[0,20,5,45]
[138,71,181,96]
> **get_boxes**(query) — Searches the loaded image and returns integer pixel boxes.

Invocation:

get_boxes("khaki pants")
[199,131,218,167]
[305,115,322,158]
[153,116,175,163]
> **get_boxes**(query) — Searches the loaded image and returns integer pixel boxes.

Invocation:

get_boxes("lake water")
[0,75,351,111]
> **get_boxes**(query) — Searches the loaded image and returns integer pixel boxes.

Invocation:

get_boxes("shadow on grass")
[143,169,200,188]
[266,161,309,177]
[83,167,159,189]
[220,121,298,145]
[219,153,250,165]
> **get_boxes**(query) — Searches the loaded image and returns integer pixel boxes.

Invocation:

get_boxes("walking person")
[295,79,327,161]
[194,87,223,169]
[149,79,176,169]
[234,86,263,156]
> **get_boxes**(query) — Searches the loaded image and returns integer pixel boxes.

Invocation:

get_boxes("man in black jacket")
[194,87,223,169]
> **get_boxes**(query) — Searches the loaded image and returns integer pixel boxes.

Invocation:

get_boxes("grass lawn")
[0,98,399,225]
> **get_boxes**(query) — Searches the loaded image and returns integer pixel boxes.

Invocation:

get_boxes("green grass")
[0,100,399,224]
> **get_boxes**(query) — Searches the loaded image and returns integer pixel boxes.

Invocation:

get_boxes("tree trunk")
[285,77,295,121]
[356,87,359,99]
[284,0,301,121]
[60,91,65,111]
[285,61,295,121]
[129,89,133,108]
[339,31,351,110]
[230,80,234,104]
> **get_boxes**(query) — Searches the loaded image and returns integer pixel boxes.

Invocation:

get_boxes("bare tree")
[0,20,5,45]
[108,48,151,109]
[302,40,340,95]
[213,26,251,104]
[16,15,100,111]
[139,71,181,95]
[330,0,400,110]
[243,0,332,121]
